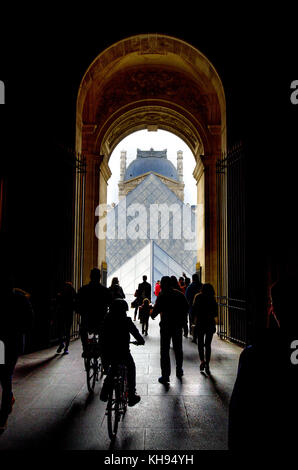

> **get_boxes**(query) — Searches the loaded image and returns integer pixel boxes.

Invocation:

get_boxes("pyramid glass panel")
[107,169,197,289]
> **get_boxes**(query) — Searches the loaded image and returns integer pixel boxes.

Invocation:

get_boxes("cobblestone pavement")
[0,313,241,450]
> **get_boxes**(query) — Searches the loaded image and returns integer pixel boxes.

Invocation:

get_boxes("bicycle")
[83,332,102,393]
[106,341,139,440]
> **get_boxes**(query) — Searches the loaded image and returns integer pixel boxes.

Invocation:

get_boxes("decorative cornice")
[119,172,184,201]
[123,171,181,186]
[99,158,112,182]
[193,157,205,182]
[100,105,204,157]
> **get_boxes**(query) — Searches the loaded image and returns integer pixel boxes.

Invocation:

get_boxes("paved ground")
[0,313,241,451]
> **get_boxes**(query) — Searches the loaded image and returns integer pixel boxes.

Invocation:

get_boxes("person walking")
[76,268,112,355]
[108,277,125,302]
[56,281,76,355]
[134,275,151,321]
[100,298,145,407]
[185,273,203,343]
[138,298,152,336]
[0,271,34,431]
[192,283,217,375]
[151,276,189,385]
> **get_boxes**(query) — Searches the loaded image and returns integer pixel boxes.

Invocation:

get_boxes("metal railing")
[216,144,247,346]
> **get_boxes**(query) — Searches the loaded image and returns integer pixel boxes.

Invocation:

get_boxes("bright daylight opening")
[107,129,197,206]
[106,129,198,305]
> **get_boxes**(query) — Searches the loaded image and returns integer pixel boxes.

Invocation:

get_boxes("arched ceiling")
[77,34,226,159]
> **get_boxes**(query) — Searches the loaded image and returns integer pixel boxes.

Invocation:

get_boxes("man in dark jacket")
[0,275,34,431]
[100,298,145,406]
[76,268,112,355]
[137,275,151,303]
[152,276,189,384]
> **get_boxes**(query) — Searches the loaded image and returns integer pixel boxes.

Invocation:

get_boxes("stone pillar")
[203,156,217,291]
[98,158,112,272]
[203,129,221,294]
[82,153,102,285]
[193,156,205,282]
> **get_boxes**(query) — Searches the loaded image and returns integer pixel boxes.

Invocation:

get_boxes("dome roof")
[124,148,179,182]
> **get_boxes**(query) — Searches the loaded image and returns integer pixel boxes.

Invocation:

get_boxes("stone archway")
[75,34,226,290]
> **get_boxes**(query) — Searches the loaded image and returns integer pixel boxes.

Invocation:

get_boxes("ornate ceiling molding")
[76,34,227,160]
[98,105,205,158]
[77,34,225,121]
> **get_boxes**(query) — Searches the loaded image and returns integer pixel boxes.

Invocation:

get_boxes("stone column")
[203,128,222,294]
[193,156,205,282]
[97,158,111,271]
[82,153,102,285]
[203,156,218,292]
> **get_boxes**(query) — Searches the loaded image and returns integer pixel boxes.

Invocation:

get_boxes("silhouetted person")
[178,276,186,294]
[100,298,145,406]
[76,268,112,355]
[152,276,189,384]
[228,276,298,451]
[183,272,191,288]
[178,276,188,336]
[192,283,217,375]
[170,275,181,291]
[185,274,203,343]
[108,277,125,302]
[139,298,152,336]
[137,275,151,302]
[134,275,151,321]
[0,273,34,431]
[56,281,76,355]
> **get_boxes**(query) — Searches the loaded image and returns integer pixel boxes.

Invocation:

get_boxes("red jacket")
[154,283,161,296]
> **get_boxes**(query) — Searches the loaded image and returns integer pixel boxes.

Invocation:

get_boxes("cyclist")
[100,298,145,407]
[76,268,112,356]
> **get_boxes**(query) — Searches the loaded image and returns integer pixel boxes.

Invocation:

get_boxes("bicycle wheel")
[107,384,120,440]
[86,357,98,393]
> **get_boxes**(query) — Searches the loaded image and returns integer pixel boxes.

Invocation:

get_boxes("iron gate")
[216,143,247,346]
[48,147,86,345]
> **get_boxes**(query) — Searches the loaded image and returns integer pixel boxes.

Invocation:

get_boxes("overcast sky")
[107,129,197,205]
